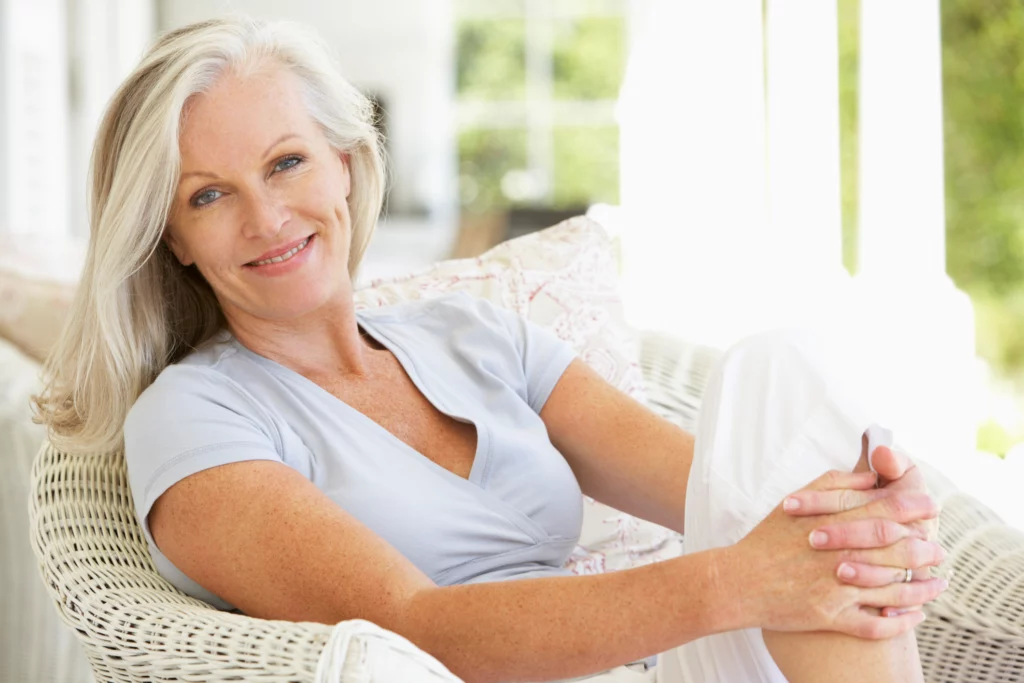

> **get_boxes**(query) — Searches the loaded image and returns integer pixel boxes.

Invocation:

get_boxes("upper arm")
[124,367,434,626]
[149,459,435,625]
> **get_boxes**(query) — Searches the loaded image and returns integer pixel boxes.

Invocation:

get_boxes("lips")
[246,234,314,266]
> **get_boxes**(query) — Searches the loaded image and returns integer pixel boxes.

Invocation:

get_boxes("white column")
[765,0,842,274]
[858,0,946,277]
[852,0,977,467]
[0,0,69,236]
[618,0,767,347]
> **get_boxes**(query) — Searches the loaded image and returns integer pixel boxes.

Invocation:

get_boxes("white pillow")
[356,215,684,572]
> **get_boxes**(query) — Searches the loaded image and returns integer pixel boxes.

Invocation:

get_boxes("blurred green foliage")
[457,128,527,208]
[552,17,627,100]
[457,19,526,99]
[977,419,1014,459]
[456,14,624,211]
[553,126,620,207]
[940,0,1024,380]
[837,0,861,275]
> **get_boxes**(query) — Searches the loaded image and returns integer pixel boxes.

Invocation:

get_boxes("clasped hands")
[729,445,947,640]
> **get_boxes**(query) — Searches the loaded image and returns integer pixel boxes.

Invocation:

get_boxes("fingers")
[809,516,931,550]
[783,487,894,516]
[842,608,928,640]
[859,577,949,610]
[836,562,917,588]
[805,491,939,545]
[871,445,916,483]
[841,537,947,571]
[799,469,879,493]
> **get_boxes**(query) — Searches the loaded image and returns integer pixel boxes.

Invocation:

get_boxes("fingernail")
[809,530,829,547]
[940,579,949,591]
[887,608,907,617]
[783,497,801,512]
[837,563,856,580]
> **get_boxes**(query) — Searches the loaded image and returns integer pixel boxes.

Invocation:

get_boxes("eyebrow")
[179,133,303,181]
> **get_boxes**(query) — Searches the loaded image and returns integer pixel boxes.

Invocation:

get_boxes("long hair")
[34,15,387,453]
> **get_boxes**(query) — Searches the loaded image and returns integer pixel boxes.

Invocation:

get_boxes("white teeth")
[250,237,310,267]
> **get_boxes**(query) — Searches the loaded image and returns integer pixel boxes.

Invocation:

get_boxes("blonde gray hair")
[35,15,387,453]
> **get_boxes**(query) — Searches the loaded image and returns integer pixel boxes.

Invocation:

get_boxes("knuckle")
[872,519,894,545]
[824,470,843,489]
[887,494,911,520]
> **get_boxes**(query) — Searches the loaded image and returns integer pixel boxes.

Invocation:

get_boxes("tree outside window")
[455,0,626,213]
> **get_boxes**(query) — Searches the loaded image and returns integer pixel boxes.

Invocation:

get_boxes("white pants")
[576,329,876,683]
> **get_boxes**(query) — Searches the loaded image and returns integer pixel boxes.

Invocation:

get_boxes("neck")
[225,293,375,380]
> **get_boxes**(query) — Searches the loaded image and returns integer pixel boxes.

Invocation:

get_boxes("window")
[455,0,627,212]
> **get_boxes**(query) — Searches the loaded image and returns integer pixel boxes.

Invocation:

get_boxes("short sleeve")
[123,364,284,548]
[457,294,578,413]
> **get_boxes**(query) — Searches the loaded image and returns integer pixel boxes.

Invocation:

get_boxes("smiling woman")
[165,66,357,327]
[34,16,385,454]
[31,14,946,683]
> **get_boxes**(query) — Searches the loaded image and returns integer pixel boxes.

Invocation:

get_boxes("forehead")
[178,66,318,170]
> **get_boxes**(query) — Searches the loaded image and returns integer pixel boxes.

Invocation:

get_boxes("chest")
[314,353,479,480]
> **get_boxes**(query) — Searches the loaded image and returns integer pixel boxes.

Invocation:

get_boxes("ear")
[337,150,352,199]
[163,228,194,267]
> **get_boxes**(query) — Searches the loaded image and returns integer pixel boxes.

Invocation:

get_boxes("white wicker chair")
[29,331,1024,682]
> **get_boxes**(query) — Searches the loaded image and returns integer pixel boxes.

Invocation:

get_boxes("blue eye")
[274,155,303,173]
[191,188,222,208]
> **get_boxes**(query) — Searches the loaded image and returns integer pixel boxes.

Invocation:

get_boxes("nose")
[241,189,288,240]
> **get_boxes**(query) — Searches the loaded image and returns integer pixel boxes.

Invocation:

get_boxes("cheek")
[300,172,351,225]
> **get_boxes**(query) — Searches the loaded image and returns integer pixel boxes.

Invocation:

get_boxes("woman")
[35,16,947,683]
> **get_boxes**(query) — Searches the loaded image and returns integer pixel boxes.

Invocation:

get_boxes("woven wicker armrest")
[29,444,461,683]
[636,328,1024,682]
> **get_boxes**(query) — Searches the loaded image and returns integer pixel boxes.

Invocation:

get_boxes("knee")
[717,328,831,389]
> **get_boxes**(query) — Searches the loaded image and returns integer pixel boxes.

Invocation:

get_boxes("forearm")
[399,547,744,683]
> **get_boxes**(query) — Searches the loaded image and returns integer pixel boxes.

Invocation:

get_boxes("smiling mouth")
[247,236,312,267]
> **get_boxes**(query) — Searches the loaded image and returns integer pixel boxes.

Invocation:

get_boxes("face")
[166,65,353,327]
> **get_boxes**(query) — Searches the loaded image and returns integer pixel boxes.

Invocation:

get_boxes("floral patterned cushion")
[355,215,684,573]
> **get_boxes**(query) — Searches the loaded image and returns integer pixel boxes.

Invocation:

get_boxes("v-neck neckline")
[229,310,491,488]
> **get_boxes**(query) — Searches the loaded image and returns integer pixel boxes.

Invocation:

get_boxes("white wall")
[0,0,70,237]
[157,0,457,222]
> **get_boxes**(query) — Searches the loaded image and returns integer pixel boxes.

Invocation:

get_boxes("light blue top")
[124,292,583,610]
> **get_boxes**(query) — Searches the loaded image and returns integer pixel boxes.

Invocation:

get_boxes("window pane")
[552,17,626,100]
[552,126,619,208]
[456,20,526,100]
[458,129,529,210]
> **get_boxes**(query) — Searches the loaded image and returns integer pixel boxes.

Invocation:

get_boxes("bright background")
[0,0,1020,525]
